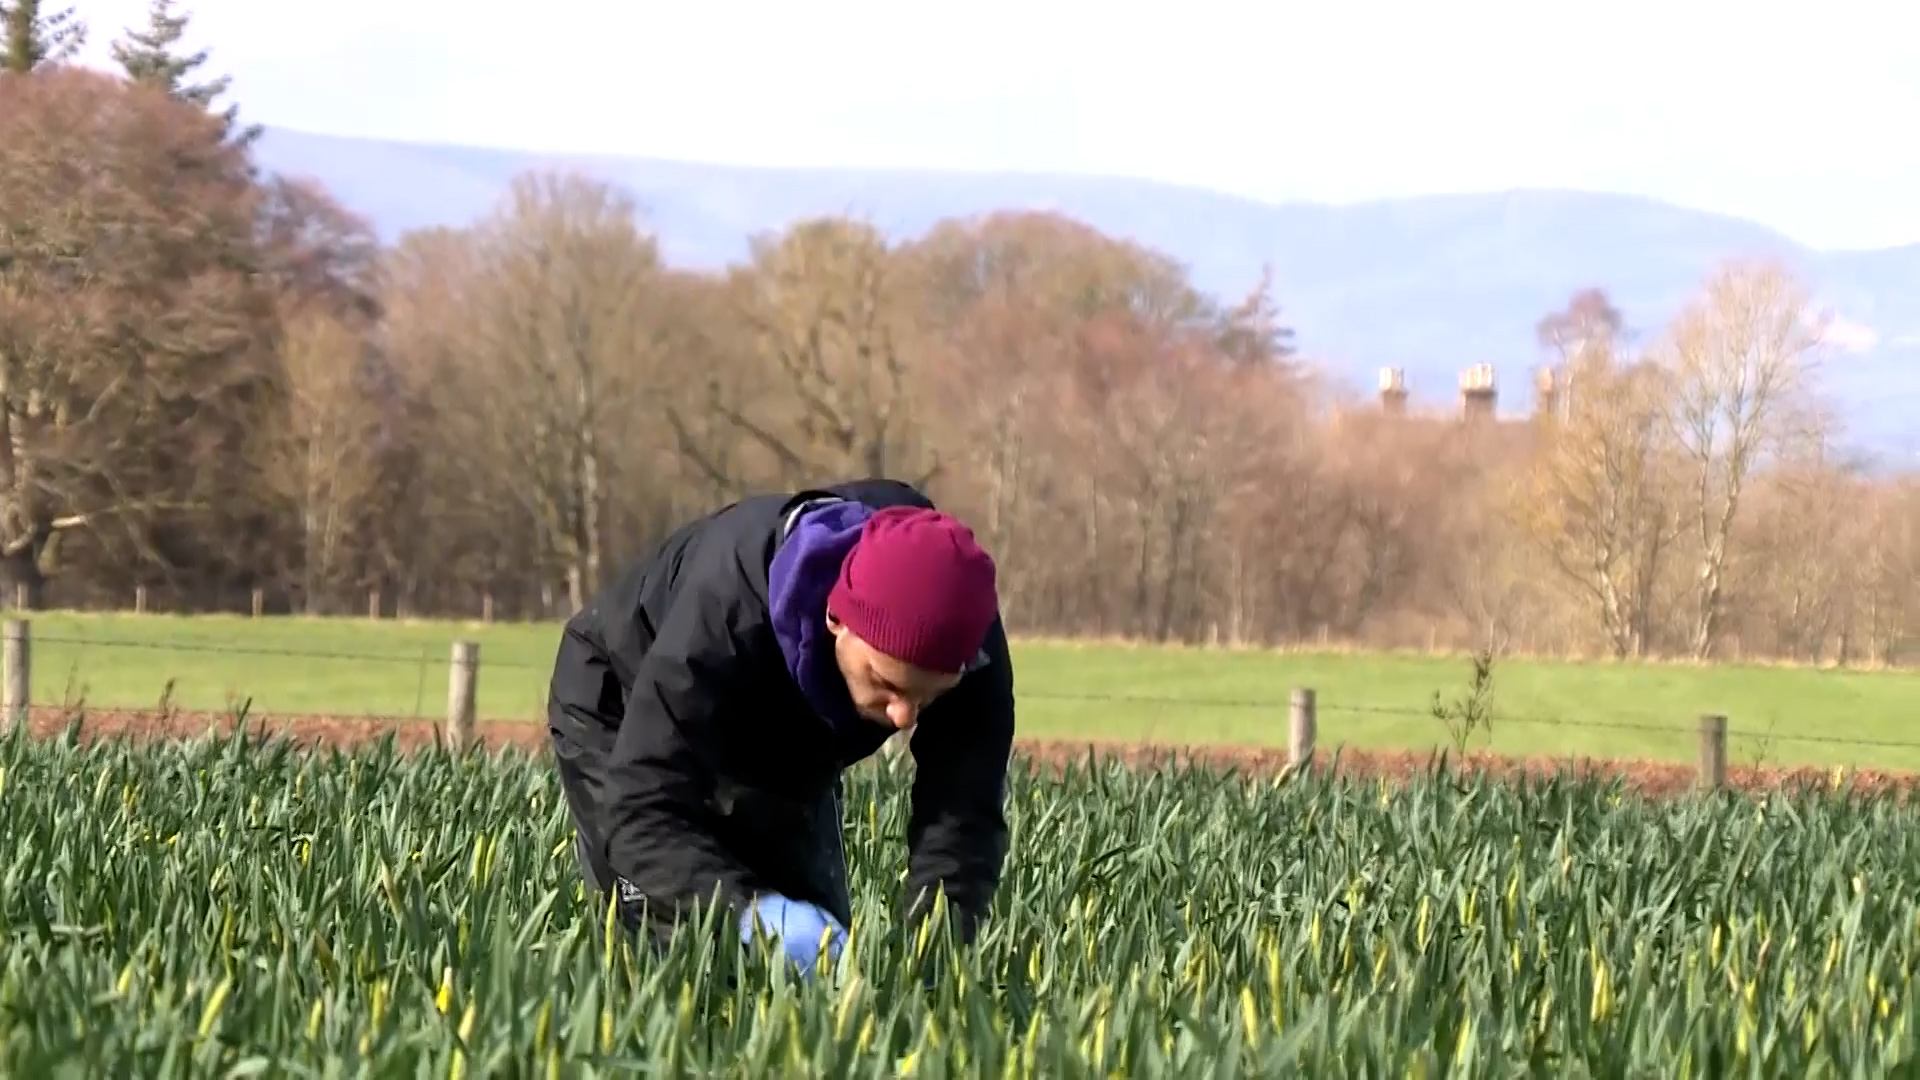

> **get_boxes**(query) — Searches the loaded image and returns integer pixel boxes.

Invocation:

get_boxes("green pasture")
[14,611,1920,772]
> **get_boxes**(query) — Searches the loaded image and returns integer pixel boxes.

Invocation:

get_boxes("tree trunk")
[579,424,602,605]
[567,564,585,615]
[1131,497,1155,640]
[1157,494,1192,642]
[1083,492,1103,637]
[1691,527,1731,660]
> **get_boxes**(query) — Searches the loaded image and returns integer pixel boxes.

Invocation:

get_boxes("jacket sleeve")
[600,568,763,940]
[901,614,1016,944]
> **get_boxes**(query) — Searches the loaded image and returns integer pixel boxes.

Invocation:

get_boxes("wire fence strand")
[14,631,1920,753]
[32,634,546,669]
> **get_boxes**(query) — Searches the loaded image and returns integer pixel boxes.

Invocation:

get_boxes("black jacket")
[546,478,1015,945]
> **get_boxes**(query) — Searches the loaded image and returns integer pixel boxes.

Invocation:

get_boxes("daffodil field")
[4,722,1919,1076]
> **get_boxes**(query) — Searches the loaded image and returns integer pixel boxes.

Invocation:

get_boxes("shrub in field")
[2,722,1919,1075]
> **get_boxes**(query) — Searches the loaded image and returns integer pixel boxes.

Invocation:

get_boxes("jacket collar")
[781,493,846,541]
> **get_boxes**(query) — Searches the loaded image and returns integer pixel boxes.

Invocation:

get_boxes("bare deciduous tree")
[256,304,384,612]
[1519,338,1684,658]
[713,217,936,488]
[456,171,663,610]
[1662,260,1824,659]
[1859,478,1920,666]
[374,228,531,614]
[255,175,383,325]
[0,67,275,606]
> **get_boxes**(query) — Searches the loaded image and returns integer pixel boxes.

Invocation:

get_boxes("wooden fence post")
[1698,714,1727,789]
[251,588,265,618]
[368,589,382,620]
[445,641,478,752]
[3,619,27,733]
[481,593,495,623]
[134,586,147,614]
[1289,687,1317,769]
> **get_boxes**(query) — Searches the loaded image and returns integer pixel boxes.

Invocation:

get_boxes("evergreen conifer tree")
[1,0,87,73]
[112,0,261,146]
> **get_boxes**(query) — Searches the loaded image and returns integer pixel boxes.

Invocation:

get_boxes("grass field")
[16,610,1920,771]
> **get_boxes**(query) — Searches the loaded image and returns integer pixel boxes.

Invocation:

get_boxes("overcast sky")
[71,0,1920,250]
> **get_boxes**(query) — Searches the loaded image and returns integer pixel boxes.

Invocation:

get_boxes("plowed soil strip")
[16,706,1920,800]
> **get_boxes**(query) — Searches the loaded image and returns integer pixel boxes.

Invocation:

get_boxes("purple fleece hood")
[768,498,873,732]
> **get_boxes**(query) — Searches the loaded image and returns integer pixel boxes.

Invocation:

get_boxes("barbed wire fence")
[2,619,1916,786]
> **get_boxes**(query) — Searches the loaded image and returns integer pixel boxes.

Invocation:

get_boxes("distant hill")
[250,127,1920,466]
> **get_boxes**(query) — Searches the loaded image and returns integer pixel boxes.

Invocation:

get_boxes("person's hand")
[739,893,846,976]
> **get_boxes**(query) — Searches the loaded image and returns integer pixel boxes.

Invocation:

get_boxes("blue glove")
[740,893,846,976]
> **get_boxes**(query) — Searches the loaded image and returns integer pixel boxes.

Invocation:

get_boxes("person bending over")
[545,478,1014,974]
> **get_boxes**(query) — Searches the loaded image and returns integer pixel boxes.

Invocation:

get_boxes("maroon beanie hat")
[826,505,998,674]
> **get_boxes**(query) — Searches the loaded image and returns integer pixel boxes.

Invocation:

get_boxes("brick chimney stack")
[1459,363,1496,422]
[1379,367,1408,415]
[1534,366,1560,419]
